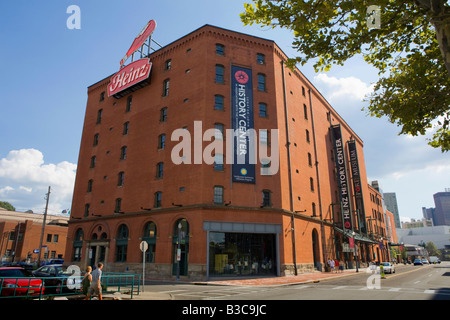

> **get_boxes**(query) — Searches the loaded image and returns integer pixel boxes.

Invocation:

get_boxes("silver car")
[381,262,395,274]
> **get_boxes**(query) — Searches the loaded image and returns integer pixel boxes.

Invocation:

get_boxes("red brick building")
[65,24,392,280]
[0,208,68,264]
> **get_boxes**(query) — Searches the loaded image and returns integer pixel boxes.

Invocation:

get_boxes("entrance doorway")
[312,229,321,270]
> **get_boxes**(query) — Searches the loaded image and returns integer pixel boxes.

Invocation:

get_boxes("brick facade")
[65,24,392,280]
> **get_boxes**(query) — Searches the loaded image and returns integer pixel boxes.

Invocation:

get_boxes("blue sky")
[0,1,448,222]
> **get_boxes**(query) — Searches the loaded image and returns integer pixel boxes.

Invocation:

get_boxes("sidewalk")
[125,268,362,300]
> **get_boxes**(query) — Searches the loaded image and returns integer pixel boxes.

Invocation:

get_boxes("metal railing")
[0,272,141,300]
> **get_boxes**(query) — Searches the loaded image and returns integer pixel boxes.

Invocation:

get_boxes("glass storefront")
[209,232,276,277]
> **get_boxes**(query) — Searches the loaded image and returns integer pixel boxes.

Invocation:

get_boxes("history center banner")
[331,124,353,234]
[231,65,255,184]
[348,140,367,234]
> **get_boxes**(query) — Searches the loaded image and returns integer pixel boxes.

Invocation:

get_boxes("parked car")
[422,259,430,264]
[32,264,81,294]
[381,262,395,274]
[41,259,64,266]
[413,259,423,265]
[0,267,44,297]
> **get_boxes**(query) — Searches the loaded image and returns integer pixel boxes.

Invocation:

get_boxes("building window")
[93,134,99,146]
[87,179,93,193]
[308,153,312,167]
[96,109,103,124]
[115,198,122,213]
[90,156,96,168]
[257,73,266,91]
[215,65,224,84]
[306,129,310,143]
[47,234,52,242]
[126,95,132,112]
[304,104,308,120]
[214,95,224,111]
[260,129,268,145]
[143,222,157,263]
[53,235,59,243]
[84,204,90,217]
[120,146,127,160]
[123,122,129,135]
[310,177,315,192]
[154,191,162,208]
[214,186,224,204]
[165,59,172,70]
[312,202,316,217]
[214,123,224,140]
[158,134,166,149]
[262,190,271,207]
[257,53,265,65]
[116,224,128,262]
[216,43,225,56]
[118,171,124,187]
[259,103,267,117]
[160,107,167,122]
[302,86,306,96]
[156,162,163,179]
[163,79,170,96]
[214,154,224,171]
[99,91,105,102]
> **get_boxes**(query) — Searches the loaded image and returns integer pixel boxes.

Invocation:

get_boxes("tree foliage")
[0,201,16,211]
[241,0,450,151]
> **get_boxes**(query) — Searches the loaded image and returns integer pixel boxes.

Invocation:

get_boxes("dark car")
[413,258,423,265]
[0,267,44,297]
[32,264,81,294]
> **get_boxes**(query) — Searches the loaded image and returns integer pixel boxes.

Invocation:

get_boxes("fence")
[0,272,141,300]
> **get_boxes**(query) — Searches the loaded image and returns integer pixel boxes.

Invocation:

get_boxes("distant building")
[434,191,450,226]
[0,208,69,263]
[401,218,433,229]
[422,207,436,225]
[384,192,401,229]
[397,225,450,260]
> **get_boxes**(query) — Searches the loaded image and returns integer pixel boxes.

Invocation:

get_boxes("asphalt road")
[145,261,450,300]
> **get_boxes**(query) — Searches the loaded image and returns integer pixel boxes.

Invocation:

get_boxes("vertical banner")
[348,140,367,234]
[331,125,353,234]
[231,65,255,184]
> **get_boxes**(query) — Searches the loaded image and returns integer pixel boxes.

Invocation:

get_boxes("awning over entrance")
[333,226,377,244]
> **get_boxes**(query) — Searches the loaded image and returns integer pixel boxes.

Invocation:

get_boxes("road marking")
[332,286,347,290]
[424,290,435,294]
[158,289,188,294]
[414,281,421,284]
[294,285,310,289]
[389,288,401,292]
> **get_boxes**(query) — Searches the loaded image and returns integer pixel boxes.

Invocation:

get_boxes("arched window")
[143,222,157,263]
[116,224,129,262]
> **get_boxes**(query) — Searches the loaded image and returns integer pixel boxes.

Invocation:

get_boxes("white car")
[381,262,395,274]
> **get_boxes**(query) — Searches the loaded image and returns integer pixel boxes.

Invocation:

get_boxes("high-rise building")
[434,191,450,226]
[65,23,392,280]
[384,192,401,229]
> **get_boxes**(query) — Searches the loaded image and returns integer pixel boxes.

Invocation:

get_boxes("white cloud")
[0,149,76,214]
[314,73,375,102]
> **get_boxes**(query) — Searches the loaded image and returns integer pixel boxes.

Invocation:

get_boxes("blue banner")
[231,65,255,184]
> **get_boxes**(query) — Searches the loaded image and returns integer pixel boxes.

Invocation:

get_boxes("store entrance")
[209,232,276,277]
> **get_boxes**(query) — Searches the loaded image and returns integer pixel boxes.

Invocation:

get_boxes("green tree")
[241,0,450,151]
[426,241,441,256]
[0,201,16,211]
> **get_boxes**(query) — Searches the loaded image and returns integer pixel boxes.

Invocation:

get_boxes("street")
[143,262,450,300]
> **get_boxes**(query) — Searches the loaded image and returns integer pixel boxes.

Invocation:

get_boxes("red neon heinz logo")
[108,58,152,97]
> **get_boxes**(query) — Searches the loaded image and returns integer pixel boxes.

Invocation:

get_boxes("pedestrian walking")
[81,266,92,296]
[330,259,335,273]
[85,262,104,300]
[334,259,340,273]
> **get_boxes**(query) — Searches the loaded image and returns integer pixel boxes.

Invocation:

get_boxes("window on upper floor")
[215,65,224,84]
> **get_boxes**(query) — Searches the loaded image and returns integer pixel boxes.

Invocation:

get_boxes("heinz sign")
[108,58,152,98]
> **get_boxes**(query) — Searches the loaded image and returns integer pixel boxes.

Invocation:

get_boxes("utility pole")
[37,186,51,266]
